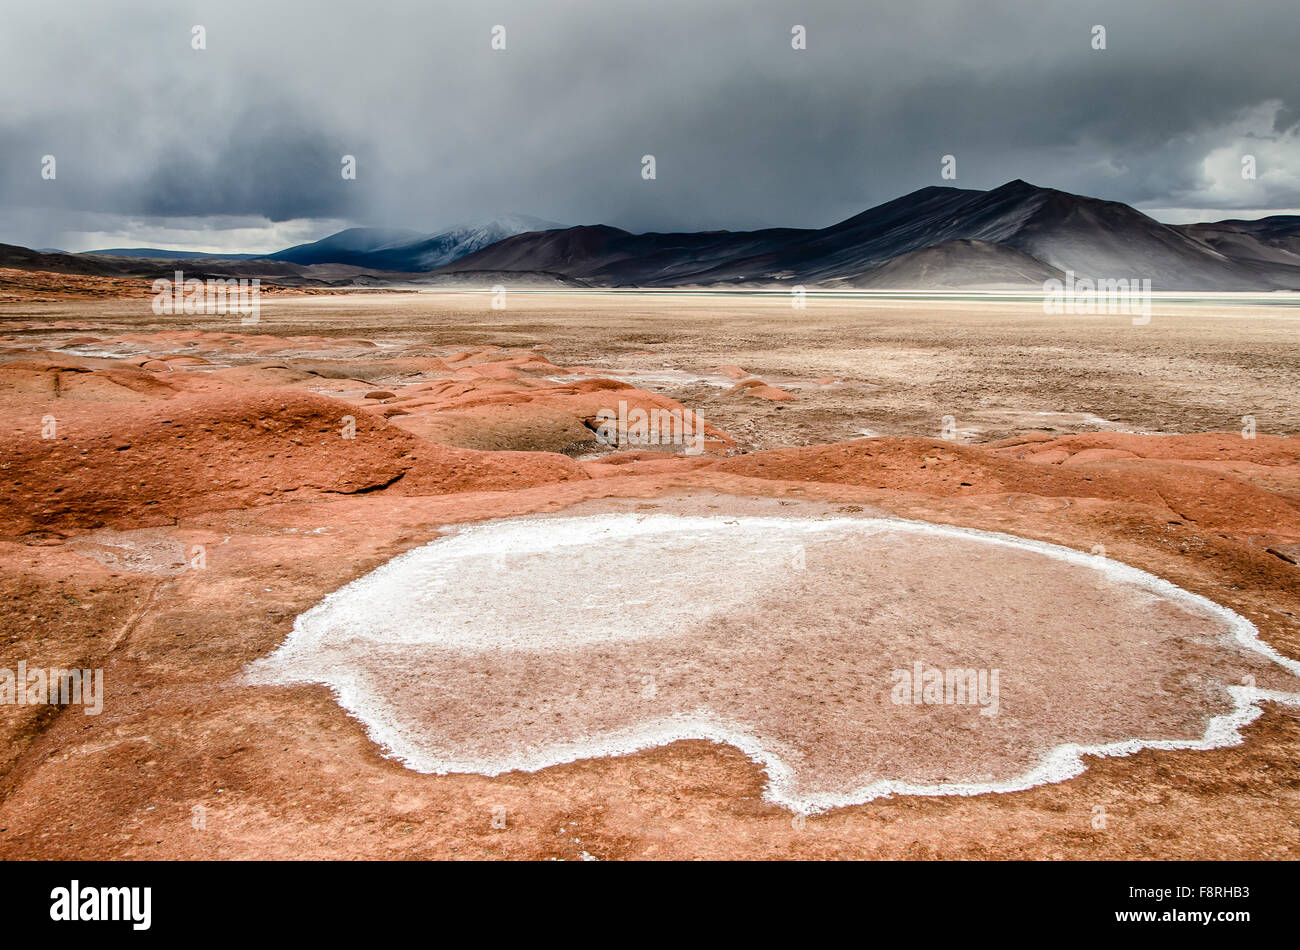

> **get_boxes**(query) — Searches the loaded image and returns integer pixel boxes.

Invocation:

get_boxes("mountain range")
[79,215,561,273]
[438,180,1300,290]
[7,182,1300,291]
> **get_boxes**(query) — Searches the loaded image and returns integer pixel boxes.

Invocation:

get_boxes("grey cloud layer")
[2,0,1298,248]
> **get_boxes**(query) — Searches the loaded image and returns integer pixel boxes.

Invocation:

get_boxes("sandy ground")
[1,288,1298,859]
[14,289,1299,443]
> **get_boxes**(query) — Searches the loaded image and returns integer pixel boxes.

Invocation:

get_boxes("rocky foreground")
[1,319,1299,858]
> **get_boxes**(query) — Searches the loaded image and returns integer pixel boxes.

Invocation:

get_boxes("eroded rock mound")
[1,387,588,538]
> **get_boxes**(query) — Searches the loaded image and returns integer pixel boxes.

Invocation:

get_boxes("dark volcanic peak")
[443,179,1300,290]
[846,239,1066,290]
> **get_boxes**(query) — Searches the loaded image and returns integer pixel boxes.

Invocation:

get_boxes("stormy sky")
[2,0,1299,253]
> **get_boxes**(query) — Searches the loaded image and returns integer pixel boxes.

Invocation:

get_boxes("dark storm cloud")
[135,110,362,220]
[1,0,1298,249]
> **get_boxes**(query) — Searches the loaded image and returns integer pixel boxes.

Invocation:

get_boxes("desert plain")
[1,285,1299,859]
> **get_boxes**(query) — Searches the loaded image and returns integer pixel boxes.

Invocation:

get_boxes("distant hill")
[74,216,562,273]
[1177,215,1300,267]
[0,243,394,286]
[80,247,266,260]
[266,216,562,271]
[263,227,426,266]
[10,185,1300,290]
[0,242,584,289]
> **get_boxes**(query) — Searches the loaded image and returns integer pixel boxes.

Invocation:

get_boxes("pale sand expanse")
[10,290,1296,448]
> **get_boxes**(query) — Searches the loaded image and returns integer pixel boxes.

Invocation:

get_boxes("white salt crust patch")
[244,514,1300,814]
